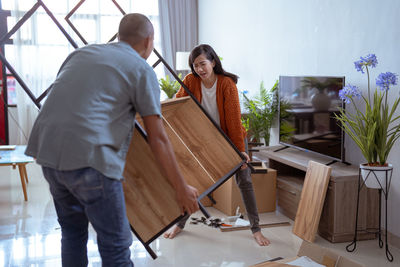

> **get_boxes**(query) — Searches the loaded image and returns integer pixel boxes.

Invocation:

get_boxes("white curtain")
[158,0,198,73]
[4,0,161,145]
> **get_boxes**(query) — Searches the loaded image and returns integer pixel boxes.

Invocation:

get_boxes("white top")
[201,79,220,126]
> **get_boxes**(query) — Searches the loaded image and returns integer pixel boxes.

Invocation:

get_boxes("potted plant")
[334,54,400,188]
[159,73,182,99]
[241,81,276,146]
[241,81,295,146]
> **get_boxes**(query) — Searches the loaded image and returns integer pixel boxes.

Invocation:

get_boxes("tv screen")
[278,75,345,161]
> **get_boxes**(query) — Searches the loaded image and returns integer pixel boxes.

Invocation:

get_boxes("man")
[25,13,199,267]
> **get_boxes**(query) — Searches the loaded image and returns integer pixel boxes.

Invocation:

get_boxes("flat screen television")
[278,75,345,162]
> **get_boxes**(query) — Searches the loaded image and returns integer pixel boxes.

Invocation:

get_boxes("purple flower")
[339,85,361,104]
[354,60,364,73]
[354,54,378,74]
[376,72,398,91]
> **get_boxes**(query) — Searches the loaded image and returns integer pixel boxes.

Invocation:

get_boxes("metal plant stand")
[346,165,394,262]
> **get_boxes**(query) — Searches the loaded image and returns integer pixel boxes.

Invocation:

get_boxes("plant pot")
[311,91,331,111]
[360,163,393,189]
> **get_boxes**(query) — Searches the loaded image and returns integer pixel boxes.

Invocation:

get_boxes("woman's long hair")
[188,44,239,84]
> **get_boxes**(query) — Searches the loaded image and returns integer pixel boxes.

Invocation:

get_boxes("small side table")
[346,165,394,262]
[0,145,34,201]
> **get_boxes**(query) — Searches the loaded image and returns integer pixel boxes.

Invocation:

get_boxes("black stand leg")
[346,167,394,262]
[384,172,393,261]
[378,189,383,248]
[346,168,362,252]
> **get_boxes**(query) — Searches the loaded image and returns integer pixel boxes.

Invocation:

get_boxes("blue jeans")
[42,167,133,267]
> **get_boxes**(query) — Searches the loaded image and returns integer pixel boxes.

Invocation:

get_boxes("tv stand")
[273,145,289,152]
[325,159,351,166]
[253,145,379,243]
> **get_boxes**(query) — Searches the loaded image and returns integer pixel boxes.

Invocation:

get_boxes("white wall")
[199,0,400,237]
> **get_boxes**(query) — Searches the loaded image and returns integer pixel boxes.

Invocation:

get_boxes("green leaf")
[241,80,281,145]
[159,73,183,99]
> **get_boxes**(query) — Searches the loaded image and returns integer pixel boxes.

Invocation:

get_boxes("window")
[2,0,164,101]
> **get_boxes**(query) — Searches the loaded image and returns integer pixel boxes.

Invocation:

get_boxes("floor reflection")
[1,163,399,267]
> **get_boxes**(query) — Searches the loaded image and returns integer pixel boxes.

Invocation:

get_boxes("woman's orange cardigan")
[175,73,247,152]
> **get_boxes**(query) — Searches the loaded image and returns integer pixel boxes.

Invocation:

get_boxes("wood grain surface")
[162,117,214,192]
[220,221,290,232]
[123,97,243,245]
[251,261,293,267]
[123,130,182,243]
[162,97,243,180]
[292,160,331,242]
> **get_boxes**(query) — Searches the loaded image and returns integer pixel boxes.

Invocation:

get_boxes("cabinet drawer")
[276,176,303,220]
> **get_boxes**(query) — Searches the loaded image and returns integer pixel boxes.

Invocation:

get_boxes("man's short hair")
[118,13,154,44]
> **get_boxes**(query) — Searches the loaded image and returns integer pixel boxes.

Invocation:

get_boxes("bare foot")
[253,231,270,246]
[163,225,182,239]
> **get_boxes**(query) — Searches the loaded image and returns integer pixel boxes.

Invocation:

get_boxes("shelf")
[255,146,359,182]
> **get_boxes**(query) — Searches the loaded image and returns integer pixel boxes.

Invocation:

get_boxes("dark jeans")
[42,166,133,267]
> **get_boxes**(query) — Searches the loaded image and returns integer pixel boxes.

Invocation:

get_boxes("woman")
[163,44,270,246]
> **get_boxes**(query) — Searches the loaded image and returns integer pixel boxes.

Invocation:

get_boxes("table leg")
[17,164,28,201]
[22,164,29,184]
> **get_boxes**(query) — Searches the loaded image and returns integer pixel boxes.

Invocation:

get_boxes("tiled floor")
[1,163,399,266]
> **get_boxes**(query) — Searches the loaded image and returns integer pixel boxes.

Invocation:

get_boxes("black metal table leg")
[198,201,210,218]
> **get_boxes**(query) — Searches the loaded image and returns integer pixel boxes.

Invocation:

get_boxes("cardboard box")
[251,240,365,267]
[213,163,276,216]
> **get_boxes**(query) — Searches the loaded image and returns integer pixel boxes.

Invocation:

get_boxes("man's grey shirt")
[25,41,161,180]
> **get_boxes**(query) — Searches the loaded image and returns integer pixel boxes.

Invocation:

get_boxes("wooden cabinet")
[276,175,302,220]
[253,146,379,243]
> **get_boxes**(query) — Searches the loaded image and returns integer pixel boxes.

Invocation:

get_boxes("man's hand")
[176,184,199,215]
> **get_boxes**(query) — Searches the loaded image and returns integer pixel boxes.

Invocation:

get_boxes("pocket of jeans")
[72,168,105,205]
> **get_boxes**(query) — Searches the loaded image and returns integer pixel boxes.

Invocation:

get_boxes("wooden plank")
[251,261,293,267]
[220,221,290,232]
[123,130,181,243]
[162,97,242,180]
[162,118,214,192]
[292,161,331,242]
[134,110,215,194]
[160,97,188,114]
[123,97,244,254]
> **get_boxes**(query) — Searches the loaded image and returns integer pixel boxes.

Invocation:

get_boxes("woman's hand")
[240,151,250,170]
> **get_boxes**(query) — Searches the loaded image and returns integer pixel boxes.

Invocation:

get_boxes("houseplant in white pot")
[241,81,277,146]
[241,81,295,146]
[335,54,400,188]
[159,73,182,99]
